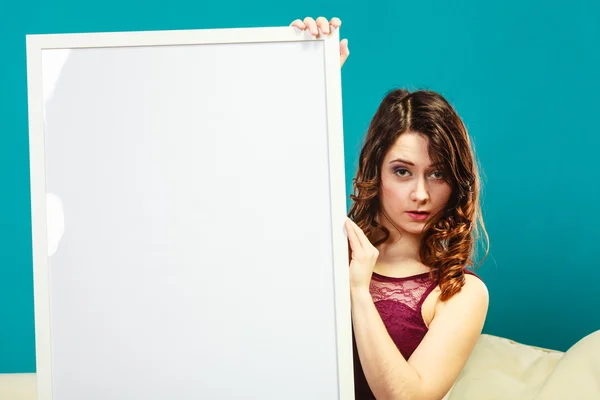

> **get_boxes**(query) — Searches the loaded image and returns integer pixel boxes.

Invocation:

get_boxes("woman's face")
[379,131,453,237]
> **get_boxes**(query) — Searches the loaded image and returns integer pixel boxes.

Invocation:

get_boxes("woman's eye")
[431,171,444,179]
[394,168,410,177]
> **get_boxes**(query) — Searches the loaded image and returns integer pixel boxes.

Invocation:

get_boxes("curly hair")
[347,89,489,302]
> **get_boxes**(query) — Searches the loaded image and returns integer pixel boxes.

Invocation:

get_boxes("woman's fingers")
[346,218,368,249]
[345,219,362,256]
[303,17,319,36]
[295,16,341,37]
[291,16,348,67]
[340,38,350,67]
[347,218,377,256]
[315,17,330,34]
[290,19,305,30]
[330,17,342,30]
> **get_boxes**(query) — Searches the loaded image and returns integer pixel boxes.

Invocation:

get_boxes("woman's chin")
[400,221,428,235]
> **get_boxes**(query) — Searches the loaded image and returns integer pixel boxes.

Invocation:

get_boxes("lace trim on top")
[369,271,437,311]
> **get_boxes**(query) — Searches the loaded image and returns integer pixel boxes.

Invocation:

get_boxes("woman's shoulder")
[428,268,488,328]
[459,269,489,304]
[422,267,487,325]
[432,267,488,305]
[431,267,486,289]
[463,267,483,280]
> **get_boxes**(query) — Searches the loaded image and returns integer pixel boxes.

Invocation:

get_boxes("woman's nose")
[411,179,429,203]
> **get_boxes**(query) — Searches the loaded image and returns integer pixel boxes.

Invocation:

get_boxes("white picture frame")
[26,26,353,399]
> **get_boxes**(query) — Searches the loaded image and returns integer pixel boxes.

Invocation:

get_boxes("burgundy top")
[352,269,481,400]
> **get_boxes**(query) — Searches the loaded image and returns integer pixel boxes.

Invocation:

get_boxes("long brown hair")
[348,89,489,302]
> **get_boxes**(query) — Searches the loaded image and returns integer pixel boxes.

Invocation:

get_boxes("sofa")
[2,331,599,399]
[446,330,600,399]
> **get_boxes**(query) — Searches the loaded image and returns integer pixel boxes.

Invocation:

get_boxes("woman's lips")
[407,211,430,221]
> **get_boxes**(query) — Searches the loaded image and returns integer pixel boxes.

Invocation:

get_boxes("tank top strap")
[414,268,483,309]
[464,268,483,280]
[415,272,439,309]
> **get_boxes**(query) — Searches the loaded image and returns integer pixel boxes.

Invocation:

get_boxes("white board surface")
[26,27,352,400]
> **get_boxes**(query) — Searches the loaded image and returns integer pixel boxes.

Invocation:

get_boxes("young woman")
[292,17,491,400]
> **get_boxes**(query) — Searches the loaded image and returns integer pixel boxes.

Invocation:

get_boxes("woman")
[292,17,491,400]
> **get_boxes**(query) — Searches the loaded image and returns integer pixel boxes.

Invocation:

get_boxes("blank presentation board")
[26,26,353,400]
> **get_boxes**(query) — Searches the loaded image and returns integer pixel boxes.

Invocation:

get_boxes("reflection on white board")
[46,193,64,257]
[42,49,71,124]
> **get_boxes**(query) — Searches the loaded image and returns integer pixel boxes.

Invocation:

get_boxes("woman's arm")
[352,274,489,400]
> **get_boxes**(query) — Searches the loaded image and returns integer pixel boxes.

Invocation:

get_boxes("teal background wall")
[1,0,598,373]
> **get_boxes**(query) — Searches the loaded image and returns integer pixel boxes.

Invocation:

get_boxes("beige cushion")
[447,334,564,400]
[534,329,600,400]
[0,373,36,400]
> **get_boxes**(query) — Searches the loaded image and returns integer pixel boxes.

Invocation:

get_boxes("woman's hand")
[290,16,350,67]
[345,218,378,293]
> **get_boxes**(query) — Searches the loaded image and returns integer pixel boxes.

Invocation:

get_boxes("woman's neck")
[372,216,430,277]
